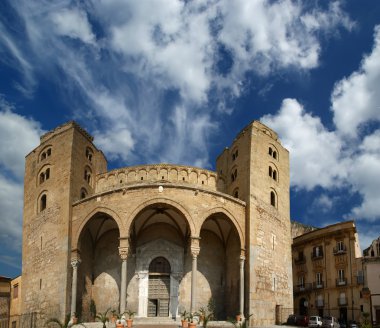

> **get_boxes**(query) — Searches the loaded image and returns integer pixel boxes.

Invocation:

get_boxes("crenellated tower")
[216,120,292,325]
[21,122,106,322]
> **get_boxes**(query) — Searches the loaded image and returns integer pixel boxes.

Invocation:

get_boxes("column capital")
[190,236,200,256]
[71,259,81,268]
[240,249,246,261]
[119,246,129,260]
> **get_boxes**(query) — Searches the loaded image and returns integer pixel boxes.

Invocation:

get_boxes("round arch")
[126,197,196,237]
[72,206,124,250]
[200,206,245,248]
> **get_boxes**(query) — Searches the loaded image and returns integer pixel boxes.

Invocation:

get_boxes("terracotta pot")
[126,319,133,328]
[236,314,241,322]
[116,323,124,328]
[181,319,189,328]
[72,317,78,324]
[111,316,116,323]
[189,322,197,328]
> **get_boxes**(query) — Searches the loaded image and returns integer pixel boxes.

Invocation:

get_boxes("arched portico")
[71,211,122,320]
[198,211,245,319]
[127,202,191,319]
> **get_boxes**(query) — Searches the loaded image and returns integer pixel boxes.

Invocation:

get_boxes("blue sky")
[0,0,380,278]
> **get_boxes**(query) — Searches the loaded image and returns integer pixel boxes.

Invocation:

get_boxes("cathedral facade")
[21,120,293,326]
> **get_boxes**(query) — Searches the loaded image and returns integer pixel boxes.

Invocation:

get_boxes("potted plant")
[187,313,198,328]
[228,314,253,328]
[180,310,189,328]
[116,314,126,328]
[125,309,136,328]
[95,308,110,328]
[110,309,117,323]
[196,306,214,328]
[45,314,86,327]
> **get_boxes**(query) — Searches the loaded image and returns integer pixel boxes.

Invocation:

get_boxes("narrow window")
[41,152,46,161]
[80,188,87,199]
[141,176,143,180]
[273,151,277,159]
[234,190,239,198]
[269,147,273,156]
[40,279,42,290]
[47,148,51,156]
[45,168,50,180]
[13,284,18,298]
[40,172,45,184]
[269,166,272,177]
[182,177,185,181]
[273,170,277,181]
[270,191,276,207]
[231,174,235,182]
[40,194,47,211]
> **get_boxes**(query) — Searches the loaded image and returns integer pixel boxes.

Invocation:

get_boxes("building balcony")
[338,297,348,306]
[333,245,347,255]
[295,257,306,265]
[311,252,324,260]
[294,283,312,294]
[336,278,347,286]
[313,281,324,289]
[316,299,324,308]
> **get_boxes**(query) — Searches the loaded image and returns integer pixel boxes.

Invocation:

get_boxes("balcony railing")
[294,283,312,293]
[316,299,324,308]
[338,297,348,306]
[313,281,324,289]
[336,278,347,286]
[295,257,306,265]
[311,252,324,260]
[333,245,347,255]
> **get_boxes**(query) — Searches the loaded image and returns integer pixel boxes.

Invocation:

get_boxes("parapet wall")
[95,164,224,193]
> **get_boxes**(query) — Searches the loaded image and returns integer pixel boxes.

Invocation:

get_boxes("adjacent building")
[362,236,380,324]
[20,120,293,326]
[9,276,21,328]
[0,277,11,328]
[292,221,368,324]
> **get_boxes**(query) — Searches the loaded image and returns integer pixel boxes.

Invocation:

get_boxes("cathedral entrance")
[148,257,171,317]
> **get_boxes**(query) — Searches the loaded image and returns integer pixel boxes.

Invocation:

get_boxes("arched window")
[39,167,51,184]
[80,188,88,199]
[269,145,278,160]
[149,257,171,274]
[39,147,52,162]
[84,167,92,184]
[233,188,239,198]
[270,191,276,207]
[40,194,47,212]
[269,166,272,177]
[85,147,93,162]
[273,170,277,180]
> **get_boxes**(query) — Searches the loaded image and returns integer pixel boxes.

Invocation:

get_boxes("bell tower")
[216,121,293,325]
[21,122,106,323]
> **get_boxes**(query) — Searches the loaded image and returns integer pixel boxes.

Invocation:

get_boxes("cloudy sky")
[1,0,379,277]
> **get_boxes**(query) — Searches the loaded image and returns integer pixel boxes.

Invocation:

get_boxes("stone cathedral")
[20,120,293,326]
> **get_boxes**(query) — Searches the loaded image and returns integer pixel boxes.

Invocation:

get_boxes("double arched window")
[268,145,278,160]
[84,166,92,185]
[39,146,52,162]
[39,167,51,184]
[268,165,278,181]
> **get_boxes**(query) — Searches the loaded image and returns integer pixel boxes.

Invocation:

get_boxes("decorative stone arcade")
[70,196,245,321]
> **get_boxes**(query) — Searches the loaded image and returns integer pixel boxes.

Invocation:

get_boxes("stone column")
[239,253,245,318]
[119,245,129,314]
[190,237,200,313]
[70,258,81,316]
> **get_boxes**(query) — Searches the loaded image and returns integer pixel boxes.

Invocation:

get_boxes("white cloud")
[332,25,380,138]
[50,8,96,45]
[312,194,334,213]
[261,98,345,190]
[0,99,43,178]
[347,130,380,220]
[0,174,23,252]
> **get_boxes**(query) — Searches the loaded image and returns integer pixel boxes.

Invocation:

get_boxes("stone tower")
[21,122,106,321]
[216,121,293,325]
